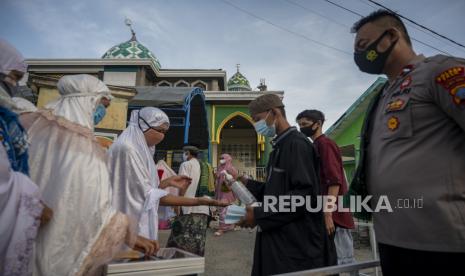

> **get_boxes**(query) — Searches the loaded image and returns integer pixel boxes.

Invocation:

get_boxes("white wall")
[103,71,137,86]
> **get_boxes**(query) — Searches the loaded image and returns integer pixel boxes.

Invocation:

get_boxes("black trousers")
[378,243,465,276]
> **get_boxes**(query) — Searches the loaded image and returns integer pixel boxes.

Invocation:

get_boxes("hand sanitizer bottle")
[222,171,257,205]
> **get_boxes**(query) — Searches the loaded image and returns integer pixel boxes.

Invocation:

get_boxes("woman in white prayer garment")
[0,39,52,276]
[0,144,50,276]
[108,107,228,241]
[26,74,158,276]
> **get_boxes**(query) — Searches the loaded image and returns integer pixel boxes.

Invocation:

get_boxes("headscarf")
[108,107,170,240]
[47,74,112,130]
[0,39,27,75]
[12,97,37,114]
[0,39,27,110]
[135,107,170,129]
[216,154,238,186]
[134,107,170,156]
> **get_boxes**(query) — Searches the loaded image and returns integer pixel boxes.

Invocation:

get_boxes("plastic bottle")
[221,170,257,205]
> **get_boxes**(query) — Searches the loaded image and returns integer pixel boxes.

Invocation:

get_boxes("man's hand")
[197,197,230,207]
[132,235,159,256]
[239,175,249,185]
[160,175,192,191]
[324,213,335,237]
[237,206,256,228]
[40,202,53,227]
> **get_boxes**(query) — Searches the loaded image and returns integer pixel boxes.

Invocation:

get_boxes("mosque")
[25,21,284,178]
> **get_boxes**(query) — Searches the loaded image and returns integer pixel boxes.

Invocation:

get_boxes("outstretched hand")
[237,206,256,228]
[161,175,192,191]
[40,201,53,227]
[133,235,159,257]
[197,197,230,207]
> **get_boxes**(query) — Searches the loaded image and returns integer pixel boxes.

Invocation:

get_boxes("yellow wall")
[96,98,128,131]
[36,87,60,108]
[36,87,129,131]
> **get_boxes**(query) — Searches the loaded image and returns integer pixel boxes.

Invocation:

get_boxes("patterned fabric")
[218,194,235,232]
[220,183,230,192]
[215,154,238,231]
[0,105,29,175]
[3,193,42,276]
[76,213,131,276]
[196,160,214,197]
[207,163,215,194]
[227,71,251,91]
[166,214,208,256]
[102,39,161,69]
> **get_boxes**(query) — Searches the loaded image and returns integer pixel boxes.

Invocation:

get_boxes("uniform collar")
[385,54,425,94]
[271,127,296,147]
[400,54,425,77]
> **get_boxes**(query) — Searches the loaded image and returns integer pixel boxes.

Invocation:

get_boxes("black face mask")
[354,30,398,74]
[300,122,318,137]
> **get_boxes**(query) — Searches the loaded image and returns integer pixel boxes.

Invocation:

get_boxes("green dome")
[227,67,251,91]
[102,36,161,69]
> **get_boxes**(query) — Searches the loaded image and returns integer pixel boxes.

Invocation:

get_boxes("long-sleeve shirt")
[246,127,336,276]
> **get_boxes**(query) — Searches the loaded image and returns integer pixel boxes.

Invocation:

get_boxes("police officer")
[350,9,465,275]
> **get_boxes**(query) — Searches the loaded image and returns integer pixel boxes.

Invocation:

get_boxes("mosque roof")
[102,20,161,70]
[227,65,251,91]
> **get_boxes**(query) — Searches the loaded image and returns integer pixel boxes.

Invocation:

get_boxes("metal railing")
[238,167,266,181]
[275,221,380,276]
[274,260,381,276]
[214,167,267,182]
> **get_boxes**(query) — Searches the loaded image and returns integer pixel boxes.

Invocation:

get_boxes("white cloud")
[10,0,118,58]
[5,0,462,130]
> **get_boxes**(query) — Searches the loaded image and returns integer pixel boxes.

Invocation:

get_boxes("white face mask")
[182,152,189,162]
[219,159,226,165]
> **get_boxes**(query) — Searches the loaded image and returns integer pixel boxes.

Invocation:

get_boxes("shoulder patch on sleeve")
[435,66,465,105]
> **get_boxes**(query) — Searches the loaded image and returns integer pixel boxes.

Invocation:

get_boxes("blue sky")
[1,0,465,128]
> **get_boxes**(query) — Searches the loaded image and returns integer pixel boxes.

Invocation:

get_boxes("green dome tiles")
[102,38,161,70]
[228,71,251,91]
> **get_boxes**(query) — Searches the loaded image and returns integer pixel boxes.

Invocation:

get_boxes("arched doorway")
[218,114,257,178]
